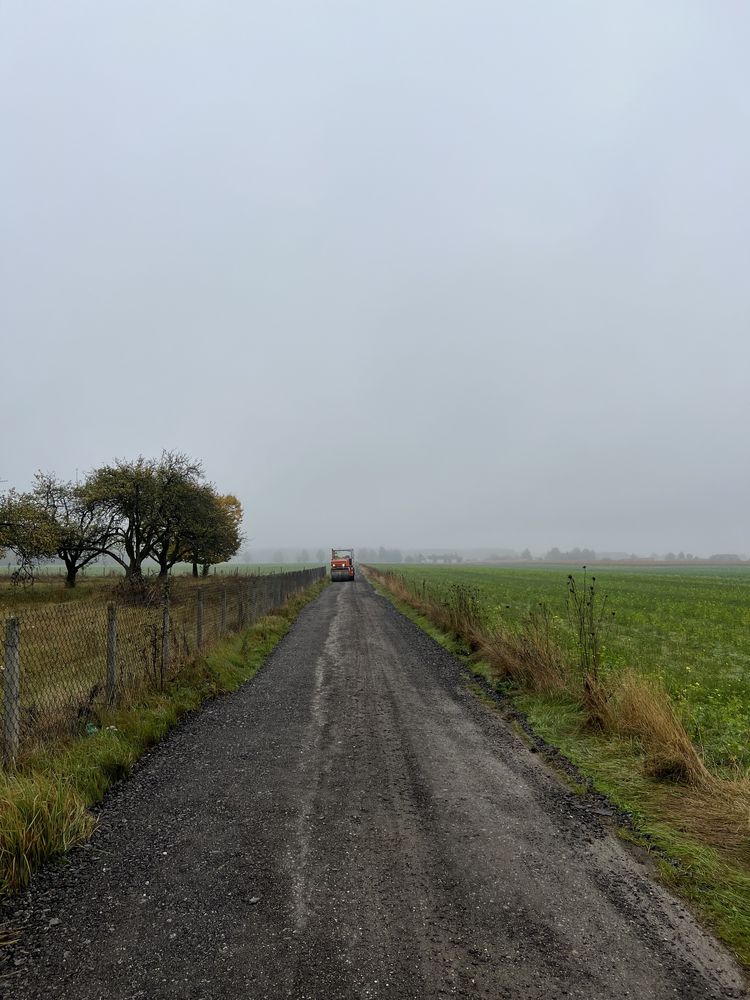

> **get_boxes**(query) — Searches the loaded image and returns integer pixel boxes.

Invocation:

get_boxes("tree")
[146,453,205,576]
[84,456,164,578]
[84,452,209,578]
[32,472,114,587]
[0,489,59,582]
[183,492,244,576]
[3,455,243,583]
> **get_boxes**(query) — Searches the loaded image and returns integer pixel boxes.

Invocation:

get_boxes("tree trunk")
[201,563,210,577]
[65,563,78,588]
[192,560,199,577]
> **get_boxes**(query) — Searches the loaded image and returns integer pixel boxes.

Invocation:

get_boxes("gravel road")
[1,578,745,999]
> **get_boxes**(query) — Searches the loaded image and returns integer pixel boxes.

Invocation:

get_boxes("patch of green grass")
[0,580,327,896]
[0,774,96,896]
[0,578,113,609]
[462,677,498,711]
[466,658,504,689]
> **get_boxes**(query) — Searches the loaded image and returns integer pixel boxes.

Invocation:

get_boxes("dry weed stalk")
[566,568,617,727]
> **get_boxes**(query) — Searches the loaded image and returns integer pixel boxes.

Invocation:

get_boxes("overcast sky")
[2,2,749,556]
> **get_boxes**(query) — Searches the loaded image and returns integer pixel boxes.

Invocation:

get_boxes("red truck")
[330,548,355,582]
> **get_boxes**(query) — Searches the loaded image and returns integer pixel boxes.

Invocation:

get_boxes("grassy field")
[375,564,750,771]
[0,561,324,579]
[0,563,324,612]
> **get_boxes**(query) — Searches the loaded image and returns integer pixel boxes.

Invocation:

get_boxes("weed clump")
[0,774,95,895]
[480,604,568,693]
[612,670,710,784]
[566,569,617,728]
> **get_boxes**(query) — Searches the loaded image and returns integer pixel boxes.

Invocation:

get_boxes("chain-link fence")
[0,568,325,767]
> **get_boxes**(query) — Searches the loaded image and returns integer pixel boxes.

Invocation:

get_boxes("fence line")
[0,567,325,768]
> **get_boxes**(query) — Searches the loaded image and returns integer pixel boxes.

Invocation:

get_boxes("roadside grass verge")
[365,567,750,967]
[371,563,750,769]
[0,579,327,898]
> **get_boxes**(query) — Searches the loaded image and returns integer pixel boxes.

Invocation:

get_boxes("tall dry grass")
[478,605,568,693]
[610,670,710,784]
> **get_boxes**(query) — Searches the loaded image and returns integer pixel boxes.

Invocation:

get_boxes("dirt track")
[1,578,746,998]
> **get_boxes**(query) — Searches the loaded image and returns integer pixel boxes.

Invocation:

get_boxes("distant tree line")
[539,549,745,563]
[403,552,464,564]
[543,547,597,562]
[358,547,404,563]
[294,550,328,564]
[357,548,466,564]
[0,452,243,586]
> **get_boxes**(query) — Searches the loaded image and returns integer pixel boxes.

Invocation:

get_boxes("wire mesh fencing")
[1,567,325,767]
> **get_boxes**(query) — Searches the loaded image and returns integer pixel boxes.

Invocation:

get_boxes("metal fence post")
[161,585,170,687]
[238,586,245,629]
[3,617,20,768]
[106,602,118,705]
[221,587,227,635]
[197,589,204,650]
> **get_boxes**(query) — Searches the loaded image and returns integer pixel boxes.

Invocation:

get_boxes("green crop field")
[376,564,750,770]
